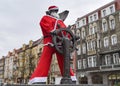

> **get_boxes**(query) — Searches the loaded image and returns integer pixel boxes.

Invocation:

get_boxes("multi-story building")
[0,56,5,83]
[31,39,44,73]
[23,39,43,84]
[4,52,14,84]
[4,55,9,83]
[1,38,43,84]
[75,0,120,86]
[17,47,24,84]
[16,39,43,84]
[12,49,19,84]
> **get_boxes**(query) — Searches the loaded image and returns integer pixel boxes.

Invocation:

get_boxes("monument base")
[60,77,73,84]
[6,84,107,86]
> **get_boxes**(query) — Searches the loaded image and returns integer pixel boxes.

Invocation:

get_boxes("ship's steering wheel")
[51,27,76,54]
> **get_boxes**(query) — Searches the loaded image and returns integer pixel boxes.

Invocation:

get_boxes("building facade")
[0,56,5,83]
[1,38,43,84]
[16,39,43,84]
[4,52,14,84]
[75,0,120,86]
[12,49,19,84]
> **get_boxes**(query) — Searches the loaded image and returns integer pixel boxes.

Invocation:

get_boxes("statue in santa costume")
[28,5,77,84]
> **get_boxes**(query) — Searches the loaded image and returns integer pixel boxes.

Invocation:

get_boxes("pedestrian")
[28,5,77,84]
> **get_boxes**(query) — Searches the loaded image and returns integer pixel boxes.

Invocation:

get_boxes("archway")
[79,76,88,84]
[92,75,103,84]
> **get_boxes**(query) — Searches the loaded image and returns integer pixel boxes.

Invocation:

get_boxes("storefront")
[108,73,120,86]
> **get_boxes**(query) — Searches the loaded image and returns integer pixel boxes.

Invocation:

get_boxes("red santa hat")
[48,5,59,11]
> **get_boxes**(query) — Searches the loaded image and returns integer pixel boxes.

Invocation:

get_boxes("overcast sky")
[0,0,113,58]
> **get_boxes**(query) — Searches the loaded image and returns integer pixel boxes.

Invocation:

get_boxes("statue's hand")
[50,31,57,35]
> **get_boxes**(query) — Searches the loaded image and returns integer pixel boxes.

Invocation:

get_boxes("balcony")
[99,44,120,54]
[77,64,120,73]
[77,66,99,72]
[86,34,97,41]
[100,64,120,71]
[87,50,96,55]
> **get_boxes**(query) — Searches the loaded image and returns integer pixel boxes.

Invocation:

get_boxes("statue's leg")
[55,52,64,76]
[28,46,54,84]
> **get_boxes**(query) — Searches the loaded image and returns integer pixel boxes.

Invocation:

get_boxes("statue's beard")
[51,12,59,18]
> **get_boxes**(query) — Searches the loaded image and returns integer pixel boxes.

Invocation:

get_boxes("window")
[92,40,96,50]
[88,57,92,67]
[94,14,97,21]
[78,60,82,69]
[87,42,91,51]
[89,27,93,35]
[113,53,120,64]
[93,26,97,33]
[77,45,81,55]
[109,19,115,30]
[88,56,97,67]
[97,39,101,48]
[93,56,97,67]
[92,27,95,34]
[83,59,87,69]
[82,19,85,25]
[110,6,114,13]
[76,21,80,28]
[105,55,111,65]
[82,43,86,54]
[111,34,117,45]
[103,10,106,17]
[81,28,86,39]
[90,16,93,22]
[102,22,108,32]
[104,37,109,47]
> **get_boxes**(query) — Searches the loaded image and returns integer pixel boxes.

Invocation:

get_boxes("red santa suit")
[28,13,76,84]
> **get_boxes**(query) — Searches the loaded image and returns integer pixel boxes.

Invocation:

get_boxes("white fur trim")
[46,15,61,20]
[44,42,54,47]
[71,76,77,81]
[49,8,58,11]
[51,19,58,32]
[28,77,47,84]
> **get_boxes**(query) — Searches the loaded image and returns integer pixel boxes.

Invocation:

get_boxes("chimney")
[115,0,120,10]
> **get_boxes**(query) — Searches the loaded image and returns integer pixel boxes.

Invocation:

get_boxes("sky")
[0,0,113,58]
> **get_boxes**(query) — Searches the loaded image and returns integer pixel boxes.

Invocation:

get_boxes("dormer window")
[103,10,106,17]
[90,16,93,22]
[82,19,85,25]
[110,6,114,13]
[94,14,97,20]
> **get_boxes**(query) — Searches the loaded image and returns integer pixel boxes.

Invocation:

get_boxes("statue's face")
[50,10,59,18]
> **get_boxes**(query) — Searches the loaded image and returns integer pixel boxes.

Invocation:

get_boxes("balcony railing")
[77,64,120,72]
[100,64,120,70]
[86,34,97,40]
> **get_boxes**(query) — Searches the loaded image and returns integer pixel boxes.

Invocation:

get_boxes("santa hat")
[48,5,59,11]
